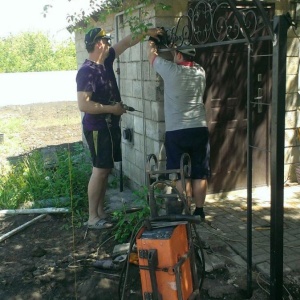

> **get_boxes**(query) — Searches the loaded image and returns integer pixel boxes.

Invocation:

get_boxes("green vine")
[60,0,171,35]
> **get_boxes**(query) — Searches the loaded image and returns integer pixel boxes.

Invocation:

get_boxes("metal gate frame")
[159,1,293,298]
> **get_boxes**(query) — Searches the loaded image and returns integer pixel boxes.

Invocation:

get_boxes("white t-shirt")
[153,56,207,132]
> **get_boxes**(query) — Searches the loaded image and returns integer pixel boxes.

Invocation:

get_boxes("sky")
[0,0,94,42]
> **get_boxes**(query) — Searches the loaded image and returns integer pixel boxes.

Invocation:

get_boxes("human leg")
[87,167,111,225]
[83,128,120,226]
[188,128,210,219]
[192,179,207,219]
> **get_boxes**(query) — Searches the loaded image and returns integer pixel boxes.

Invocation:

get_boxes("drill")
[123,104,142,113]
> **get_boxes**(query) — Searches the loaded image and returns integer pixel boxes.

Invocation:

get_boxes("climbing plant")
[44,0,171,35]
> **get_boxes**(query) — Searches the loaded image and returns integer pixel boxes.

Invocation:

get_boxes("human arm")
[77,91,126,115]
[113,28,163,57]
[147,40,159,66]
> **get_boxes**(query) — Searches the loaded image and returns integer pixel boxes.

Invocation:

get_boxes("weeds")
[112,186,151,243]
[0,143,91,217]
[111,186,165,243]
[0,140,157,240]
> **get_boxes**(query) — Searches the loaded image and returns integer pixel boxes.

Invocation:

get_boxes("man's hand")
[111,102,127,116]
[147,39,159,65]
[147,27,165,44]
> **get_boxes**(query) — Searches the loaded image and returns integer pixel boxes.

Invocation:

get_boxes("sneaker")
[193,209,205,220]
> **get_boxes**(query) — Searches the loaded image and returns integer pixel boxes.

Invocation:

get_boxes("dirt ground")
[0,102,142,300]
[0,102,296,300]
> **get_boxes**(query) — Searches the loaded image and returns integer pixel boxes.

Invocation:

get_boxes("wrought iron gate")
[157,1,293,299]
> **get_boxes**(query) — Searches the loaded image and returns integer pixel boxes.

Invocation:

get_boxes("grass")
[0,118,24,134]
[0,143,91,218]
[0,140,150,233]
[0,118,25,157]
[112,186,151,243]
[0,102,153,236]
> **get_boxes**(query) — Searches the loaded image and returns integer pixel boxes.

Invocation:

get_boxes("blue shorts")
[165,127,210,179]
[84,127,122,169]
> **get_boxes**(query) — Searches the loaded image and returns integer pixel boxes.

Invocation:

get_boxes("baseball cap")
[85,28,111,45]
[177,48,196,57]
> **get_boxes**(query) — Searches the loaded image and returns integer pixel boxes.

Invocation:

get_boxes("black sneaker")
[193,209,205,220]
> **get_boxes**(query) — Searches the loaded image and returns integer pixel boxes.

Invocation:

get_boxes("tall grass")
[0,143,91,212]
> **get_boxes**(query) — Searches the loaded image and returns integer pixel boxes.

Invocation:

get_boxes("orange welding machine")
[136,223,197,300]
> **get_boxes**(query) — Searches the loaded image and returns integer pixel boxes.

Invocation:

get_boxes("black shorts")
[165,127,210,179]
[84,127,122,168]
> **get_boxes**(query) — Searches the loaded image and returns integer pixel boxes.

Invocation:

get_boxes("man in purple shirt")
[77,27,162,229]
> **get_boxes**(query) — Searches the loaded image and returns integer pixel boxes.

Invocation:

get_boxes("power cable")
[118,218,145,300]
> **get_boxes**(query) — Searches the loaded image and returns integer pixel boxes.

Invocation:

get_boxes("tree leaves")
[0,32,76,73]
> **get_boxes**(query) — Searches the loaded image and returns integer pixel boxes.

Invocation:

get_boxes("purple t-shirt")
[76,47,121,130]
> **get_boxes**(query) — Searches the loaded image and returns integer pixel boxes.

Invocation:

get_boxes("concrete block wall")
[114,0,186,189]
[272,0,300,183]
[116,7,165,189]
[285,25,300,182]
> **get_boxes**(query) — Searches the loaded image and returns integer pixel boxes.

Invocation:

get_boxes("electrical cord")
[96,236,114,256]
[105,115,115,165]
[118,218,145,300]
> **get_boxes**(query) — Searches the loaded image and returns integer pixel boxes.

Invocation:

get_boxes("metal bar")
[227,0,251,43]
[174,263,184,300]
[0,214,47,243]
[246,43,253,298]
[251,54,273,58]
[270,15,290,300]
[248,146,271,152]
[149,184,158,218]
[252,0,274,39]
[186,224,200,294]
[0,208,70,215]
[147,249,162,300]
[158,37,273,53]
[250,101,271,106]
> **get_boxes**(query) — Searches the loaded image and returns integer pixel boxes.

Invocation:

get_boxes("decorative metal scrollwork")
[161,0,273,49]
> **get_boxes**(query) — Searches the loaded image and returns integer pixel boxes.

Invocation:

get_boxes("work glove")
[148,27,168,46]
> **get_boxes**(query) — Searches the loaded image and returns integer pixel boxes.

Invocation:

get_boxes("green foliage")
[0,32,76,73]
[122,1,171,35]
[0,143,90,217]
[112,186,150,243]
[65,0,171,37]
[0,118,24,134]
